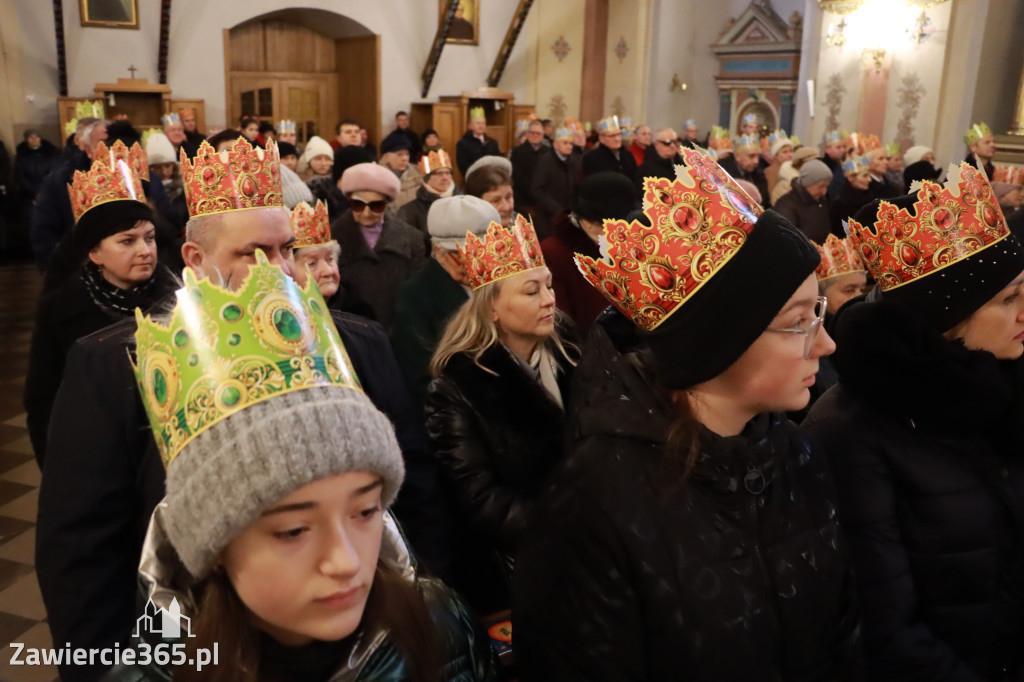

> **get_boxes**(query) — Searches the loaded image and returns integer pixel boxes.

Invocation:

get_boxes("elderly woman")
[330,163,426,330]
[426,215,579,614]
[805,169,1024,681]
[379,135,422,213]
[25,150,176,465]
[465,157,515,228]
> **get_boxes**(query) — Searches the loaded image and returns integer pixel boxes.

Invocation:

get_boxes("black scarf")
[80,261,167,319]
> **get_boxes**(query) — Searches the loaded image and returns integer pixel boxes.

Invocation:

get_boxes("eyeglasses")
[656,139,680,146]
[765,296,828,359]
[349,198,388,214]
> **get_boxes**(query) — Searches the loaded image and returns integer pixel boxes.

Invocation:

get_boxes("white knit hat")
[903,145,933,168]
[297,135,334,175]
[770,137,793,158]
[145,132,177,166]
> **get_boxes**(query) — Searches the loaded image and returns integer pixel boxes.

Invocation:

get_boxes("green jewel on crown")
[133,251,362,467]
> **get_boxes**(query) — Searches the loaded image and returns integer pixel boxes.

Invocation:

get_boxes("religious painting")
[439,0,479,45]
[80,0,139,29]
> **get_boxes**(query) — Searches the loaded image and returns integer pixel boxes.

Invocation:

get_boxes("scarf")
[505,342,564,410]
[360,219,384,249]
[422,181,455,199]
[80,261,163,319]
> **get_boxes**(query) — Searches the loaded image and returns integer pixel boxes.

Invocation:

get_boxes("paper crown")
[708,126,733,151]
[823,130,843,144]
[460,215,546,290]
[290,200,332,249]
[842,156,870,176]
[815,234,866,281]
[845,132,880,155]
[769,129,789,146]
[469,106,486,121]
[161,113,181,127]
[75,100,105,120]
[95,139,149,182]
[67,152,147,223]
[515,119,531,135]
[133,252,362,466]
[620,117,633,131]
[964,122,992,146]
[574,147,763,331]
[596,116,621,135]
[276,119,297,134]
[845,162,1010,291]
[180,138,283,218]
[734,134,761,153]
[553,127,574,142]
[684,119,698,129]
[178,108,195,118]
[742,114,758,126]
[418,149,453,175]
[563,116,579,129]
[141,128,159,148]
[791,134,801,146]
[884,142,901,157]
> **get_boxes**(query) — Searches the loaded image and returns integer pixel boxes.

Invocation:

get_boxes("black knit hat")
[902,160,941,193]
[380,135,412,155]
[73,200,154,253]
[645,210,821,389]
[572,172,637,222]
[277,141,298,159]
[852,197,1024,332]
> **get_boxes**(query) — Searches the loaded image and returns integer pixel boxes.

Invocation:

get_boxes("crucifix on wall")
[128,65,138,78]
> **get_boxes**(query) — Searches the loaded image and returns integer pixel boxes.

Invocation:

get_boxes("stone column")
[1010,55,1024,135]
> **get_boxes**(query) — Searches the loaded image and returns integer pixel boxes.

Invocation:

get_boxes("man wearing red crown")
[398,149,461,248]
[805,163,1024,680]
[36,136,453,682]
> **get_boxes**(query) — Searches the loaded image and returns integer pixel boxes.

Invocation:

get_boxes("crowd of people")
[7,98,1024,682]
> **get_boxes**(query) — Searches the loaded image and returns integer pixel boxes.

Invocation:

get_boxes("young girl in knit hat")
[513,148,858,680]
[112,255,493,682]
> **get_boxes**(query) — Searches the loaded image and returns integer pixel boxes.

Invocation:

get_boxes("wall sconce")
[865,47,886,71]
[904,0,949,44]
[669,74,687,93]
[826,17,848,47]
[819,0,863,48]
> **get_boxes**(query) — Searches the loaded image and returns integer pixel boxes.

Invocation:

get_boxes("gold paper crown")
[964,122,992,146]
[596,116,621,135]
[161,113,181,127]
[417,149,453,176]
[553,127,574,142]
[75,100,105,120]
[460,215,546,290]
[815,234,866,281]
[95,139,149,182]
[734,134,761,153]
[575,147,762,331]
[469,107,486,121]
[276,119,296,134]
[133,252,362,466]
[842,155,870,176]
[180,138,283,218]
[845,162,1010,291]
[290,200,332,249]
[67,154,147,223]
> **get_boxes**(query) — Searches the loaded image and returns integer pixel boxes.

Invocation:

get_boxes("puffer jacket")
[105,506,494,682]
[804,297,1024,681]
[512,321,862,681]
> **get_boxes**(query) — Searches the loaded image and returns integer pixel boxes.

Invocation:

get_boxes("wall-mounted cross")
[128,65,138,78]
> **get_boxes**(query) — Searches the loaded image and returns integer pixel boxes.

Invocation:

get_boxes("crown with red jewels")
[180,138,283,218]
[417,149,453,176]
[95,139,149,182]
[290,200,332,249]
[574,147,763,331]
[67,154,147,223]
[815,234,866,281]
[460,215,546,290]
[845,162,1011,291]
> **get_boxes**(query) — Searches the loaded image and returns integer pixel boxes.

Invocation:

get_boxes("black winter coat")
[509,141,549,209]
[581,143,637,181]
[829,182,872,237]
[425,339,577,612]
[720,154,773,208]
[774,178,832,243]
[36,308,453,682]
[30,150,91,269]
[513,323,861,682]
[331,210,427,331]
[530,148,581,221]
[455,131,501,178]
[804,297,1024,681]
[14,139,60,200]
[634,151,683,199]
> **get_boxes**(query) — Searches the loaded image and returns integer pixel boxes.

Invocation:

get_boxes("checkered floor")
[0,264,59,682]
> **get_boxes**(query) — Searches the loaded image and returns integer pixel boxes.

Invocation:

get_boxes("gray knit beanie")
[799,159,833,187]
[281,163,315,209]
[162,385,405,579]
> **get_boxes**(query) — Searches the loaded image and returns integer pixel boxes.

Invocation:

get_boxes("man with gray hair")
[30,117,108,269]
[392,194,501,406]
[635,127,684,199]
[36,137,453,682]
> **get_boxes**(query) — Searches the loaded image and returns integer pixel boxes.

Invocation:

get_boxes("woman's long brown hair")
[177,562,441,682]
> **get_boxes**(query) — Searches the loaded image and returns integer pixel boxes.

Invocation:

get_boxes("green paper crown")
[964,122,992,146]
[133,252,362,466]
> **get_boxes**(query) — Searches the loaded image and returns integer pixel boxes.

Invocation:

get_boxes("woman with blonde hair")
[425,215,578,614]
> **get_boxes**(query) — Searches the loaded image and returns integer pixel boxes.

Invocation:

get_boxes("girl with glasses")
[513,149,857,680]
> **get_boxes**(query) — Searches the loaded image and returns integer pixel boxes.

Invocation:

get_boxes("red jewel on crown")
[289,200,332,249]
[180,137,283,218]
[815,234,867,281]
[460,215,547,290]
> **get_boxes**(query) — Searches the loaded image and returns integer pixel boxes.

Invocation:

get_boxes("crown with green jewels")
[133,252,362,467]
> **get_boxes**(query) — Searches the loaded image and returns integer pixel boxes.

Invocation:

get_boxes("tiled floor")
[0,264,59,682]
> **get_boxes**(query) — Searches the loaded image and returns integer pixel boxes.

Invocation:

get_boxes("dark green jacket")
[391,259,469,409]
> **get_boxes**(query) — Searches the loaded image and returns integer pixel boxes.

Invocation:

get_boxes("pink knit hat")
[340,163,401,202]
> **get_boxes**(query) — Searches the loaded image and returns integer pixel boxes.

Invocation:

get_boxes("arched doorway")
[225,9,380,146]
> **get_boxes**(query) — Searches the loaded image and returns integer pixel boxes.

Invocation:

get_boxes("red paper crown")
[180,137,282,218]
[846,162,1011,291]
[95,140,149,183]
[575,147,763,331]
[290,200,332,249]
[418,149,453,176]
[460,215,546,290]
[67,153,147,223]
[815,234,866,281]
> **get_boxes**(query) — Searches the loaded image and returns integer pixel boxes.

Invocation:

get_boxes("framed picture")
[80,0,139,29]
[440,0,478,46]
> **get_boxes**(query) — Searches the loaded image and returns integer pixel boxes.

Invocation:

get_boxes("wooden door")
[281,77,336,145]
[230,77,277,128]
[335,35,381,146]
